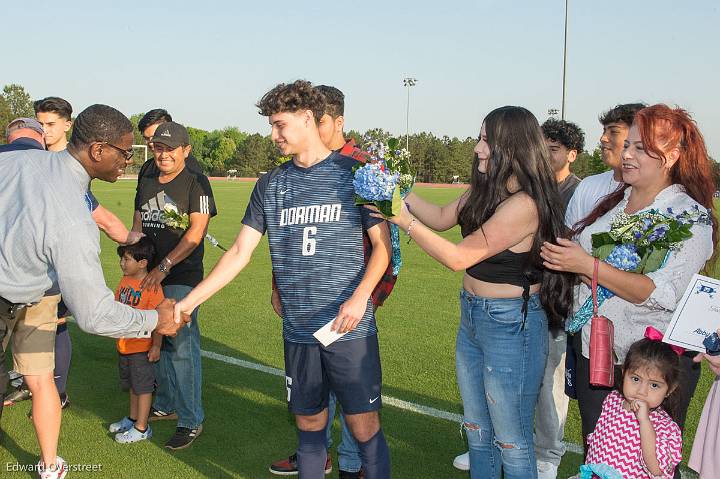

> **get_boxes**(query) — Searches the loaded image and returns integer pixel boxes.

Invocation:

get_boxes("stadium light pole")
[403,77,417,151]
[561,0,569,120]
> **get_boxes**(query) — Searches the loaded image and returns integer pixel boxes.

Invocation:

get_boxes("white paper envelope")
[663,274,720,352]
[313,318,347,347]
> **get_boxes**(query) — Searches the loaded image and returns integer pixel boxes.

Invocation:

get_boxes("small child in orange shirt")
[109,237,164,443]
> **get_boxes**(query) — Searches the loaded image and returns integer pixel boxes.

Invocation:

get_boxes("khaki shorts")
[2,294,60,375]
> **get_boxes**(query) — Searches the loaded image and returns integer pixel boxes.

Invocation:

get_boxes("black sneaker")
[148,407,178,421]
[165,425,203,450]
[339,468,364,479]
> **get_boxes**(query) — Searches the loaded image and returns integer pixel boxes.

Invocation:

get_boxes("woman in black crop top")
[372,106,574,479]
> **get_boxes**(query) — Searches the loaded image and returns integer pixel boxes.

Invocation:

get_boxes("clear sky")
[4,0,719,157]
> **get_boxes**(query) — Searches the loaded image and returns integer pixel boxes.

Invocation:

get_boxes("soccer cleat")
[269,453,299,476]
[115,425,153,444]
[148,407,178,421]
[109,416,136,433]
[452,451,469,471]
[165,425,203,450]
[269,452,333,476]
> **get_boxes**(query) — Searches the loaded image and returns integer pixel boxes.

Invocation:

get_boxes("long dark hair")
[620,338,683,422]
[457,106,574,328]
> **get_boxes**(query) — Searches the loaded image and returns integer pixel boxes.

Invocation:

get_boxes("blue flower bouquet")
[352,137,414,218]
[567,206,711,333]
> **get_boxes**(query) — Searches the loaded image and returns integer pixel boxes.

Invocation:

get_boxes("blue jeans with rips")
[456,289,548,479]
[153,284,204,429]
[326,391,362,473]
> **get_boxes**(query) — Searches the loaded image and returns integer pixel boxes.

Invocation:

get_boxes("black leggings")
[54,322,72,396]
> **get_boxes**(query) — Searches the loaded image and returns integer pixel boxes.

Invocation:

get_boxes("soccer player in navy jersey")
[175,80,392,478]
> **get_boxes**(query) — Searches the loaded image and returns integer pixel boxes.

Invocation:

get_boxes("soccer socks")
[297,429,327,478]
[358,429,391,479]
[53,324,72,395]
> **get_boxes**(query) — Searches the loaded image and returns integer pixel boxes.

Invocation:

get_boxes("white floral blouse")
[574,184,714,363]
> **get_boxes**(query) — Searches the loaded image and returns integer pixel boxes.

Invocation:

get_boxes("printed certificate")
[663,274,720,352]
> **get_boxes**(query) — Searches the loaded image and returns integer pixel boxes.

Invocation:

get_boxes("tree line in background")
[3,83,718,184]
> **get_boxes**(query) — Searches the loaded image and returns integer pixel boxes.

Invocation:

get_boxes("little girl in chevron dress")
[575,332,683,479]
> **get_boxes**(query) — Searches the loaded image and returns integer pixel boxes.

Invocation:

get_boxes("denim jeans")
[456,289,548,479]
[154,284,204,429]
[326,391,362,472]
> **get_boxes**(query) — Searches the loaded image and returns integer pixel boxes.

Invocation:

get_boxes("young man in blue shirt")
[175,80,392,478]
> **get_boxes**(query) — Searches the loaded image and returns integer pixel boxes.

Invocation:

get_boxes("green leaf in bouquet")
[591,232,615,250]
[641,248,669,274]
[592,244,616,260]
[376,199,394,217]
[354,194,375,206]
[387,138,400,150]
[635,250,651,273]
[391,186,402,216]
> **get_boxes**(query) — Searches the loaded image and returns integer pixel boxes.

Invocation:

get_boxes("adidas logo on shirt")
[140,191,170,228]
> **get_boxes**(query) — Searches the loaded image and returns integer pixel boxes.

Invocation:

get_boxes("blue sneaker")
[115,425,153,444]
[109,416,135,433]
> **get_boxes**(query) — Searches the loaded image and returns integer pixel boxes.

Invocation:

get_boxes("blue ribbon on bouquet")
[389,224,402,276]
[388,185,414,276]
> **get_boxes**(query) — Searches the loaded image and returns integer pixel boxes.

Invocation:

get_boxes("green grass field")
[1,181,714,478]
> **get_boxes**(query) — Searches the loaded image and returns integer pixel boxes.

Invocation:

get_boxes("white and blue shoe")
[115,425,153,444]
[109,416,135,433]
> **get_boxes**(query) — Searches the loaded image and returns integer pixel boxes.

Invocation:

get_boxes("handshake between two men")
[153,298,191,336]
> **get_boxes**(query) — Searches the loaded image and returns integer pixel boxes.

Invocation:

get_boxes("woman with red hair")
[540,104,716,474]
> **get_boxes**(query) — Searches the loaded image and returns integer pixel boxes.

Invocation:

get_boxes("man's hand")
[155,298,188,336]
[173,299,196,326]
[271,289,283,318]
[332,293,369,334]
[125,230,145,245]
[141,267,167,293]
[148,346,161,362]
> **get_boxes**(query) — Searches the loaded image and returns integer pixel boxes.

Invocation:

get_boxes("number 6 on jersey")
[302,226,317,256]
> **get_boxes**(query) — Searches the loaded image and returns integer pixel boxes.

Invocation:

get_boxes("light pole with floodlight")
[403,77,417,151]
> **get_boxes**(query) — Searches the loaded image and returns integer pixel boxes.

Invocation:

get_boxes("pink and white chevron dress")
[586,391,682,479]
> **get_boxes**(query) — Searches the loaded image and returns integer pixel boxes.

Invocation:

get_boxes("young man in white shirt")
[564,103,645,228]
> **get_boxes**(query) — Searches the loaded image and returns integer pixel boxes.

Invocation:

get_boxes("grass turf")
[0,180,714,478]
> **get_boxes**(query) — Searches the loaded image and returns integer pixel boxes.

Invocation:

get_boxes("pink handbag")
[589,258,615,387]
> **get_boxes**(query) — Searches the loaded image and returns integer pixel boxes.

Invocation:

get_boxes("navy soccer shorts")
[284,335,382,415]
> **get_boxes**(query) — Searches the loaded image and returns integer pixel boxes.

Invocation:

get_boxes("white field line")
[201,349,703,476]
[200,349,586,455]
